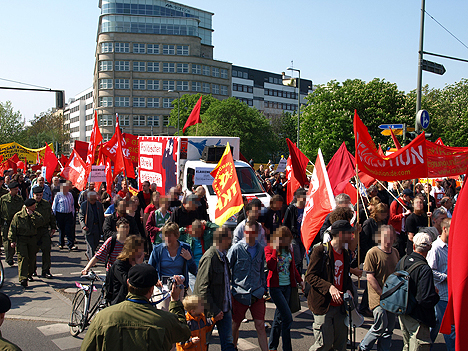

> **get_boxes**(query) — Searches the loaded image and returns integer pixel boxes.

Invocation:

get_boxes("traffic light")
[406,131,431,141]
[56,91,64,109]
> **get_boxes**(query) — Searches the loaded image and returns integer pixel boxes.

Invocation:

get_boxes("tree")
[301,78,407,162]
[0,101,25,144]
[270,111,298,161]
[21,109,68,151]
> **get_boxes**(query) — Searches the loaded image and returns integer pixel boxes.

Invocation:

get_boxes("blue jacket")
[227,240,266,306]
[148,241,197,289]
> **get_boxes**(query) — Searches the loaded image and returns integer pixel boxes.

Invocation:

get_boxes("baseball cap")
[402,189,414,198]
[330,220,354,235]
[185,194,201,207]
[413,232,432,249]
[128,264,159,289]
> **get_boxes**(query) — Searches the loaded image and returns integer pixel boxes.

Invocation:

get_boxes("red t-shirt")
[143,192,151,206]
[330,247,344,306]
[118,190,128,199]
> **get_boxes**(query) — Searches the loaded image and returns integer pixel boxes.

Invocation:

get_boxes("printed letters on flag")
[85,111,103,180]
[43,143,58,183]
[354,110,428,181]
[60,150,87,191]
[440,167,468,350]
[301,149,336,252]
[183,95,202,133]
[105,157,113,195]
[210,142,243,226]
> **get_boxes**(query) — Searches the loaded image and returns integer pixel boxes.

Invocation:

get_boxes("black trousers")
[56,212,75,249]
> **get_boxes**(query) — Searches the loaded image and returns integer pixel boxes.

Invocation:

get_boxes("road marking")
[211,329,258,350]
[52,335,84,350]
[38,323,70,336]
[70,271,102,275]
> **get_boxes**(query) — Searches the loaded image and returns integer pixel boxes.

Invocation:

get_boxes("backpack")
[379,256,425,315]
[104,236,117,303]
[304,243,330,298]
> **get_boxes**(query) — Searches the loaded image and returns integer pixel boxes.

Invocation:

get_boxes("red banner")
[211,142,243,226]
[354,111,428,181]
[122,133,139,166]
[426,140,468,178]
[138,136,178,196]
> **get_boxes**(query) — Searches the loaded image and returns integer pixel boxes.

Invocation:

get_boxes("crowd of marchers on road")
[0,164,459,351]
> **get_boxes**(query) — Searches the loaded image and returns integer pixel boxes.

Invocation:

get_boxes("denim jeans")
[292,238,305,275]
[430,300,455,351]
[269,285,293,351]
[359,306,396,351]
[213,309,235,351]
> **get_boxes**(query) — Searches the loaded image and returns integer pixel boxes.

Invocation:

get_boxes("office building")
[63,87,94,152]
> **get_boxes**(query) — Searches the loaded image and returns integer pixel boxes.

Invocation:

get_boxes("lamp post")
[167,90,181,136]
[287,67,301,148]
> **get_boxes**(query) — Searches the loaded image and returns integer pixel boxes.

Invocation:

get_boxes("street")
[1,223,449,350]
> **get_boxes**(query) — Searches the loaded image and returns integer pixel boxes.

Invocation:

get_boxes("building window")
[133,115,146,126]
[192,64,201,75]
[212,67,220,77]
[202,83,210,93]
[243,72,248,79]
[115,42,130,53]
[163,62,175,73]
[133,97,145,108]
[114,61,130,71]
[133,43,145,53]
[133,79,145,90]
[147,44,159,54]
[133,61,145,72]
[86,114,93,121]
[212,84,220,95]
[99,61,113,71]
[102,133,112,142]
[177,63,189,73]
[115,97,130,107]
[115,79,129,89]
[147,62,159,72]
[163,45,175,55]
[147,80,159,90]
[163,80,175,91]
[220,85,228,96]
[177,81,189,91]
[202,66,210,76]
[163,116,169,126]
[147,116,160,127]
[232,70,237,77]
[99,114,113,126]
[192,82,201,92]
[176,45,189,56]
[221,69,228,79]
[147,98,160,108]
[163,98,174,108]
[101,42,113,53]
[120,115,130,126]
[99,79,113,89]
[98,97,113,107]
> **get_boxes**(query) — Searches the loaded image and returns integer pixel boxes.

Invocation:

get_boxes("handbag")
[289,286,301,314]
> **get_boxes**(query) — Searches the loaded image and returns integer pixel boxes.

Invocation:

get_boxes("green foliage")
[22,109,68,149]
[270,111,298,161]
[301,79,407,162]
[0,101,25,144]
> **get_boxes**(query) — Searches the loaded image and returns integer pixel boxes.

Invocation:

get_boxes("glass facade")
[100,0,213,46]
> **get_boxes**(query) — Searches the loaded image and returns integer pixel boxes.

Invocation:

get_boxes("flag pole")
[426,178,431,226]
[376,180,409,211]
[355,164,361,288]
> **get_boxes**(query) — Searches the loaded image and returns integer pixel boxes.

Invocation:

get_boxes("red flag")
[36,152,40,165]
[210,142,244,226]
[435,137,445,146]
[301,149,336,251]
[326,142,356,196]
[183,95,202,133]
[85,111,103,181]
[105,157,113,195]
[23,157,27,173]
[389,129,402,150]
[440,166,468,349]
[60,150,87,191]
[286,138,309,186]
[43,143,58,183]
[377,144,385,156]
[60,154,69,166]
[114,114,126,177]
[286,156,302,205]
[10,154,19,164]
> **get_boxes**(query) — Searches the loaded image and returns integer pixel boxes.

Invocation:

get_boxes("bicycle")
[69,270,108,337]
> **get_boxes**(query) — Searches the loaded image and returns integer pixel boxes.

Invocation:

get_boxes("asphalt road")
[1,222,450,350]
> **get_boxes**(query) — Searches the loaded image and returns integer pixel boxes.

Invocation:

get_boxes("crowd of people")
[0,164,461,351]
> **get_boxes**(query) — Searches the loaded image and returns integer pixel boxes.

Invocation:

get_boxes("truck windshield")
[206,167,265,195]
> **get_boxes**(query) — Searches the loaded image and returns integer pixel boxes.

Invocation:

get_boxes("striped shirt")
[95,236,124,270]
[52,192,75,215]
[427,236,448,301]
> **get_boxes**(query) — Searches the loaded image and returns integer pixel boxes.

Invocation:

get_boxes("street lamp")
[167,90,181,136]
[287,67,301,148]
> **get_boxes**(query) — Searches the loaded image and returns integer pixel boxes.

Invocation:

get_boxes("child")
[177,295,221,351]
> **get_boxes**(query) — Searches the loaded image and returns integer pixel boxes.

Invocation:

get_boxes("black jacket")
[137,190,152,213]
[170,205,203,229]
[78,201,105,235]
[103,213,139,240]
[399,251,439,327]
[360,218,378,259]
[283,204,299,239]
[108,259,131,305]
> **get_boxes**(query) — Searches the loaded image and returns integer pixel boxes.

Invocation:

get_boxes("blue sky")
[1,0,467,122]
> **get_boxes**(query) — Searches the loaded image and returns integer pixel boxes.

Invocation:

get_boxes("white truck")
[138,136,271,225]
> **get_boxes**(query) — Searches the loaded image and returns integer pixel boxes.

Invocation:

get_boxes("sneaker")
[7,260,14,267]
[242,318,248,323]
[58,245,65,250]
[69,246,78,251]
[27,276,34,282]
[42,272,53,279]
[32,271,37,277]
[20,279,28,288]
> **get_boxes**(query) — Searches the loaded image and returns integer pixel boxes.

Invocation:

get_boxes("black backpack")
[104,236,117,303]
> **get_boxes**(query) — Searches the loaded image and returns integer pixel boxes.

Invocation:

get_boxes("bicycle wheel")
[0,259,4,289]
[70,290,86,337]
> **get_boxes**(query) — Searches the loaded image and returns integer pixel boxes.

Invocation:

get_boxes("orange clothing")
[176,311,215,351]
